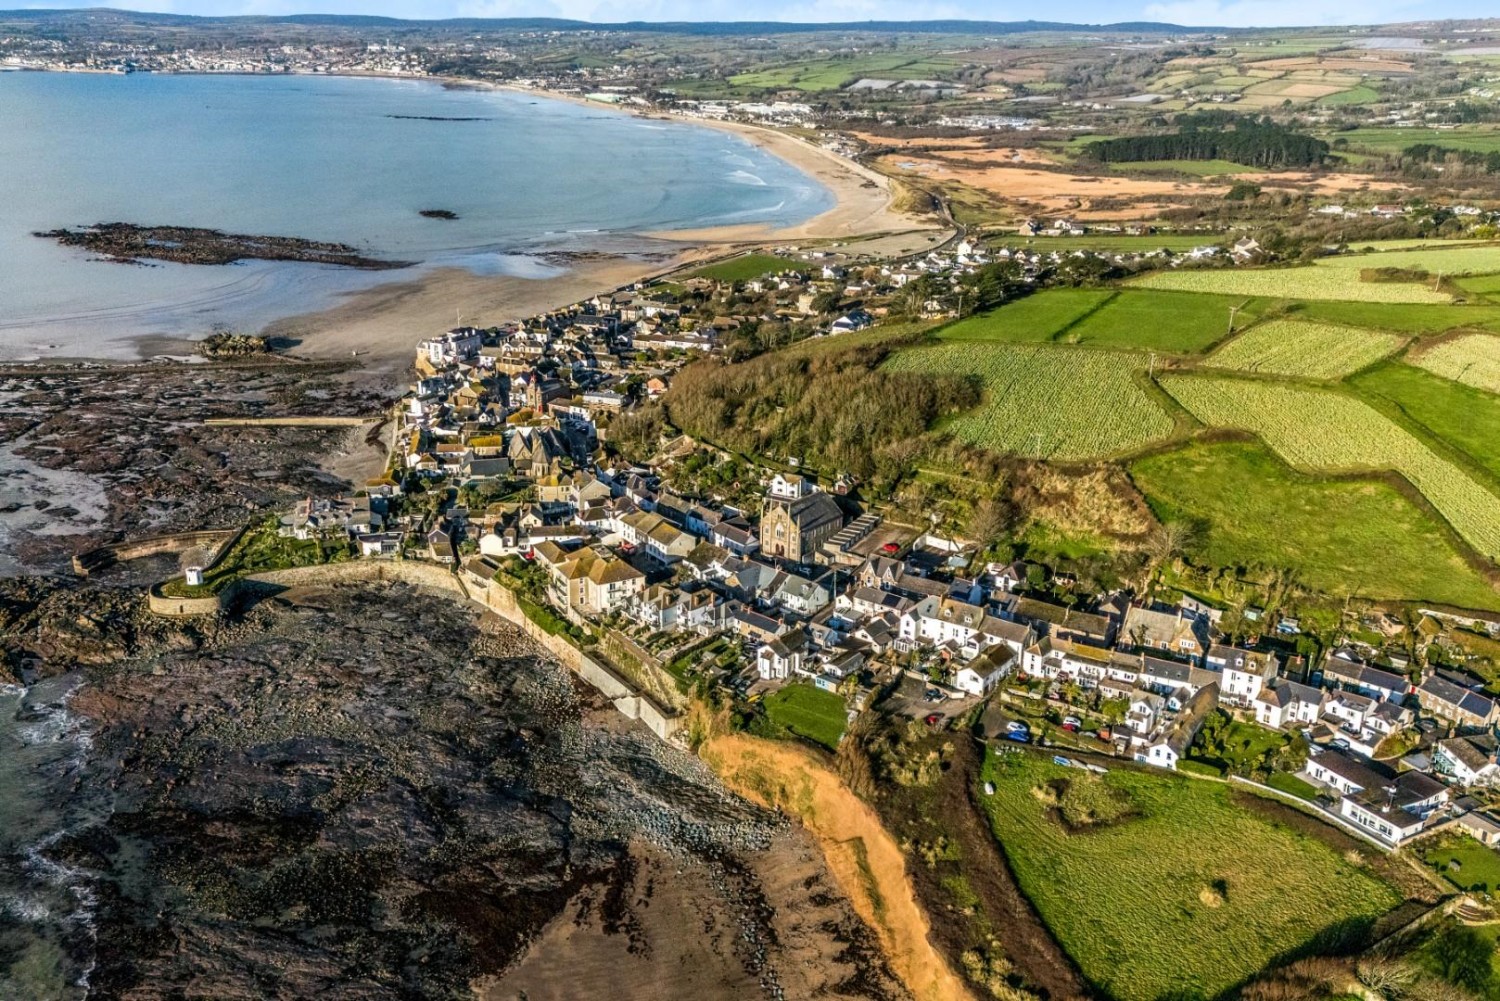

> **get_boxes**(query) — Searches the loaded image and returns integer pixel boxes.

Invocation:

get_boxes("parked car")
[924,713,942,727]
[1004,729,1030,744]
[1063,715,1082,729]
[1331,737,1350,751]
[881,542,901,554]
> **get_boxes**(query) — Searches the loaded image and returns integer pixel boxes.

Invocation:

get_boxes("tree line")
[1084,117,1329,169]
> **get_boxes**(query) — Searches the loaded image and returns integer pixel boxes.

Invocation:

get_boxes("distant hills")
[0,9,1231,35]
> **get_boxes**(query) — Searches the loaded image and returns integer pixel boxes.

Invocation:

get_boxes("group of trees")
[661,338,979,492]
[1084,115,1329,169]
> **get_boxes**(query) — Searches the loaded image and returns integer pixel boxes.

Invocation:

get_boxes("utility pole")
[1227,304,1241,336]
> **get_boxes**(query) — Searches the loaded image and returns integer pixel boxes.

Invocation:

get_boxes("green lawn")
[1422,833,1500,894]
[1353,361,1500,482]
[1130,439,1500,610]
[979,752,1401,1001]
[1191,717,1298,774]
[1319,84,1380,106]
[1329,126,1500,155]
[1267,772,1321,801]
[1063,290,1263,353]
[762,683,847,751]
[690,253,799,282]
[936,289,1116,343]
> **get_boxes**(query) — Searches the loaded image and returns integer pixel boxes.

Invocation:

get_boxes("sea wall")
[148,558,683,742]
[75,528,242,576]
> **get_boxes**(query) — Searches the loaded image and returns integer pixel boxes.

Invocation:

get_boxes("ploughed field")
[879,241,1500,609]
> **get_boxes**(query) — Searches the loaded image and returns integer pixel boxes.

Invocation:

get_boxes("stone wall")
[75,527,242,576]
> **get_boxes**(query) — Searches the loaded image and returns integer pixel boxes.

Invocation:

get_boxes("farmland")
[1107,159,1250,176]
[1130,440,1500,609]
[935,289,1115,343]
[1410,333,1500,394]
[1286,299,1500,333]
[979,752,1401,1001]
[1131,268,1454,303]
[1353,362,1500,482]
[1062,290,1258,353]
[1206,318,1406,379]
[1314,245,1500,276]
[1161,375,1500,559]
[885,342,1174,459]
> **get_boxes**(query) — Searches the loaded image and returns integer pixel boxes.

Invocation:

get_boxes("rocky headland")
[35,223,411,270]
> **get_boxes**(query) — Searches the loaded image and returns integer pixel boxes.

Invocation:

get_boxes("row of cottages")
[1304,748,1449,846]
[1434,733,1500,788]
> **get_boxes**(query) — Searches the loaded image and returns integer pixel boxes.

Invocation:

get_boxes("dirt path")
[701,733,975,1001]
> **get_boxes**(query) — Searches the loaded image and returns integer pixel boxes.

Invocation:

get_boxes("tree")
[965,497,1010,546]
[1431,925,1494,994]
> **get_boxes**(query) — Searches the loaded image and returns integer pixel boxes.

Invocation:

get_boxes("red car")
[924,713,942,726]
[881,542,901,554]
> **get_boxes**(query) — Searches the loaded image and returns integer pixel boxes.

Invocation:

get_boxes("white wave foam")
[726,170,766,187]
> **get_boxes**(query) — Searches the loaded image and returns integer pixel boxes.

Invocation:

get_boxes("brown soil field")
[882,153,1204,219]
[1268,81,1352,98]
[702,734,975,1001]
[1239,170,1411,195]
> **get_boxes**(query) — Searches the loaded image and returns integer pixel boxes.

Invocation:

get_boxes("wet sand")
[259,254,688,377]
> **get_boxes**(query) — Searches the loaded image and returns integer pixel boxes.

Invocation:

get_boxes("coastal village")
[170,236,1500,859]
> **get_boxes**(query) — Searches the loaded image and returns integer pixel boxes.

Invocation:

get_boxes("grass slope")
[1287,300,1500,333]
[1354,361,1500,482]
[979,753,1401,1001]
[761,683,847,751]
[1162,374,1500,560]
[936,289,1115,343]
[691,253,799,282]
[1131,440,1500,609]
[1063,290,1260,353]
[1131,268,1453,304]
[886,341,1174,459]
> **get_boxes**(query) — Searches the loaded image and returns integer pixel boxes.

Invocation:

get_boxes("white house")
[756,632,806,681]
[954,648,1017,696]
[1253,680,1326,729]
[1206,645,1279,706]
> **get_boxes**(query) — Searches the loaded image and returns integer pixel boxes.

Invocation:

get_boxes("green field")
[1287,299,1500,333]
[1132,267,1454,304]
[1422,833,1500,893]
[1063,290,1258,353]
[1411,333,1500,394]
[1131,440,1500,610]
[979,753,1401,1001]
[1456,273,1500,300]
[936,289,1115,343]
[728,54,958,91]
[1206,318,1406,379]
[1319,84,1380,106]
[1328,126,1500,155]
[762,683,847,751]
[886,342,1174,459]
[1315,245,1500,277]
[690,253,799,282]
[1162,374,1500,559]
[1354,361,1500,482]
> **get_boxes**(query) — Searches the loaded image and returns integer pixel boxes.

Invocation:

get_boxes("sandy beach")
[259,253,692,376]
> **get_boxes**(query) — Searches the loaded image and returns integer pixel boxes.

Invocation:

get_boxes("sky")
[14,0,1494,28]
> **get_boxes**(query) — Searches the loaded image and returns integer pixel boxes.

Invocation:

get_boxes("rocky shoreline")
[2,580,909,1000]
[35,223,411,270]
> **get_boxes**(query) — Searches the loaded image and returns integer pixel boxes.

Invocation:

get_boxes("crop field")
[1062,290,1259,353]
[690,253,799,282]
[1456,273,1500,299]
[1131,441,1500,609]
[728,54,958,91]
[1131,268,1454,303]
[979,753,1401,1001]
[761,683,847,750]
[1353,362,1500,482]
[886,342,1174,459]
[1288,299,1500,333]
[1162,375,1500,559]
[1206,319,1406,379]
[1411,333,1500,394]
[1314,245,1500,276]
[935,289,1114,343]
[1320,84,1381,105]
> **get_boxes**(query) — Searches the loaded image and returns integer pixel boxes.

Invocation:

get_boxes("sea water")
[0,72,832,359]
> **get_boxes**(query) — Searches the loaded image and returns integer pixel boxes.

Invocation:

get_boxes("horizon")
[4,1,1495,30]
